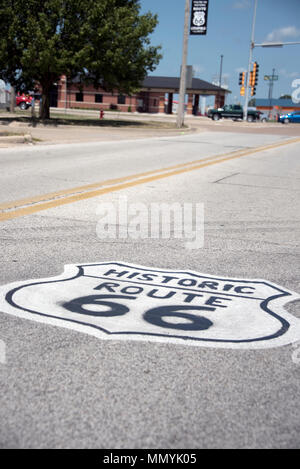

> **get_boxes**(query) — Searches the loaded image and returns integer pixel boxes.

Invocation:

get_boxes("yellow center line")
[0,148,254,210]
[1,137,299,222]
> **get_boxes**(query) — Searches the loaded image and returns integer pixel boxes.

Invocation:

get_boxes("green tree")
[279,94,292,100]
[0,0,162,119]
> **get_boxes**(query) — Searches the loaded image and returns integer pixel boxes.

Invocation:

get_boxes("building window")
[95,94,103,103]
[153,99,157,107]
[76,92,83,102]
[118,94,126,105]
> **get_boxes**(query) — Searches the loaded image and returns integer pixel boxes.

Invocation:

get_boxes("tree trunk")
[10,86,15,113]
[39,85,50,120]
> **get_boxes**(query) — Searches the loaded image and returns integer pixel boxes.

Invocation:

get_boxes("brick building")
[51,75,229,115]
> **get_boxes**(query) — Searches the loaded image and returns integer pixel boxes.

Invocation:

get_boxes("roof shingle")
[142,75,228,92]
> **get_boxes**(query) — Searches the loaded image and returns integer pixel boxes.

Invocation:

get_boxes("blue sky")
[140,0,300,104]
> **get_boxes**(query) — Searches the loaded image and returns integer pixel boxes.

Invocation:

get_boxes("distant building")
[50,75,230,116]
[255,98,300,114]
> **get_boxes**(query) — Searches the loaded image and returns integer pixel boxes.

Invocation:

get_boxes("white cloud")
[232,0,251,9]
[235,67,247,73]
[193,65,205,77]
[266,26,300,42]
[279,68,299,79]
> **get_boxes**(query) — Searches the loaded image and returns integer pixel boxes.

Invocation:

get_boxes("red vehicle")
[16,93,33,110]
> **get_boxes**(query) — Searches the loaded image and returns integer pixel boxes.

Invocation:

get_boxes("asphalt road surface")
[0,128,300,448]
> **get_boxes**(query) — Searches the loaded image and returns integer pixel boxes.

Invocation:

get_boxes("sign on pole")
[190,0,209,35]
[264,75,279,81]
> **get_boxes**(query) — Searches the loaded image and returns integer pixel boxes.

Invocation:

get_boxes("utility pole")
[177,0,191,128]
[219,54,224,88]
[264,69,278,117]
[217,54,224,107]
[268,68,276,109]
[244,0,258,121]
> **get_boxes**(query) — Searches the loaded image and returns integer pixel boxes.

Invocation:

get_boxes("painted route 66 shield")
[0,262,300,349]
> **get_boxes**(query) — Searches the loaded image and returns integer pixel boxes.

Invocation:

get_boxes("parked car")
[257,111,269,122]
[16,93,32,110]
[279,111,300,124]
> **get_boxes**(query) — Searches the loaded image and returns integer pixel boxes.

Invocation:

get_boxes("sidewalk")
[1,109,299,147]
[0,110,195,147]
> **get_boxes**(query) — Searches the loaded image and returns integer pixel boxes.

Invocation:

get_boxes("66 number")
[63,294,214,331]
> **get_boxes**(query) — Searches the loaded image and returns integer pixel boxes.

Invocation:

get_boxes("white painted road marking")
[0,262,300,349]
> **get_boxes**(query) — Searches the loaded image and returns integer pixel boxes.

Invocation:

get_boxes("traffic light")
[250,62,259,96]
[249,72,253,86]
[253,62,259,85]
[239,72,246,86]
[249,63,259,86]
[239,72,246,96]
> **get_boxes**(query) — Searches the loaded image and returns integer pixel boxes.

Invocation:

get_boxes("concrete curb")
[0,134,32,144]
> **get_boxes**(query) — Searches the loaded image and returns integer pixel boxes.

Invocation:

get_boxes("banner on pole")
[190,0,209,35]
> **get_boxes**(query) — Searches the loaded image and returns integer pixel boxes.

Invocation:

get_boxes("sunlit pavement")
[0,129,299,448]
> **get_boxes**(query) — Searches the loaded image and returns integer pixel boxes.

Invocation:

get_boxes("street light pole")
[242,2,299,121]
[177,0,191,128]
[244,0,258,121]
[255,41,300,47]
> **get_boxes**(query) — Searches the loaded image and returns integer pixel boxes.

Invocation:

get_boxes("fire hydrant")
[100,109,104,119]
